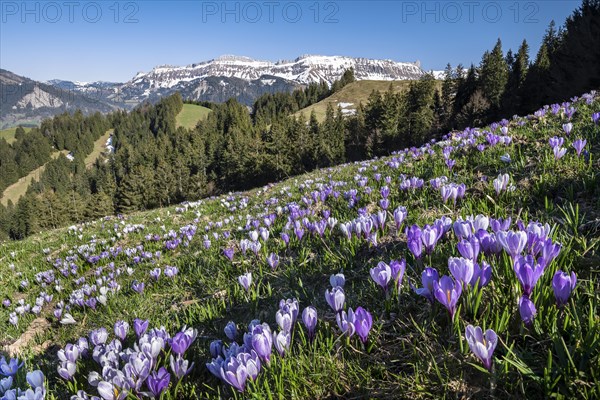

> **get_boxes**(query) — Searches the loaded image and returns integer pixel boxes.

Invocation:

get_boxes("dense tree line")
[440,0,599,130]
[0,1,598,241]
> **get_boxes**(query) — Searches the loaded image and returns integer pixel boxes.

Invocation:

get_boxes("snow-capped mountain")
[118,55,425,105]
[6,54,427,124]
[130,55,423,87]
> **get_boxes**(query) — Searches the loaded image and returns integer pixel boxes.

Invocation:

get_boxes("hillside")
[0,126,32,145]
[1,92,598,398]
[0,150,69,206]
[84,129,114,168]
[294,80,415,122]
[175,104,212,129]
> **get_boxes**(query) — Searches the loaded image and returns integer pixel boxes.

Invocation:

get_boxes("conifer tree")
[479,38,509,112]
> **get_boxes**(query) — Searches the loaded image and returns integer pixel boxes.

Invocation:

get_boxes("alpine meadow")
[1,1,600,399]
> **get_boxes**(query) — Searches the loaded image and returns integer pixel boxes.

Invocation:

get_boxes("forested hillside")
[0,1,598,242]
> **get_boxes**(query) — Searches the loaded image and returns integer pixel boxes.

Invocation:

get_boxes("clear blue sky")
[0,0,580,83]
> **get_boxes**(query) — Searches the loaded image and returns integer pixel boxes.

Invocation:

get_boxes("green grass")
[0,150,68,206]
[0,95,599,399]
[176,104,212,129]
[84,129,113,168]
[294,80,415,122]
[0,126,32,145]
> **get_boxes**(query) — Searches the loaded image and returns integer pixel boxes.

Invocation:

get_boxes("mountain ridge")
[1,55,427,127]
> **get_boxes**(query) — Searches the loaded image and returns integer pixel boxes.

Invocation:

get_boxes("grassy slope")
[294,80,415,122]
[1,128,112,205]
[176,104,212,129]
[0,95,599,399]
[84,129,113,168]
[0,126,32,145]
[0,150,69,206]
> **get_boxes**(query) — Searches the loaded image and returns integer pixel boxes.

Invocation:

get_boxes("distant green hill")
[176,103,213,129]
[0,126,32,144]
[294,80,416,122]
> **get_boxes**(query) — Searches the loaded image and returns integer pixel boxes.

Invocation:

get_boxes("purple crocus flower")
[26,370,45,390]
[150,268,161,281]
[275,309,294,334]
[380,186,390,199]
[280,233,290,246]
[89,327,108,346]
[171,331,193,355]
[238,273,252,292]
[219,356,248,392]
[493,173,510,195]
[393,206,407,230]
[490,217,511,233]
[448,257,474,288]
[98,380,126,400]
[553,146,567,160]
[552,270,577,306]
[465,325,498,372]
[133,318,149,338]
[538,238,561,268]
[457,236,480,261]
[266,253,280,270]
[414,267,439,303]
[421,224,439,255]
[330,273,345,288]
[497,230,527,260]
[210,340,223,359]
[433,275,462,319]
[57,344,80,363]
[406,225,423,258]
[562,122,573,135]
[147,367,170,397]
[114,320,129,341]
[170,355,194,380]
[223,248,234,261]
[513,255,545,297]
[336,310,355,337]
[0,358,23,377]
[471,261,492,288]
[592,112,600,124]
[370,262,392,293]
[564,107,576,120]
[302,306,318,342]
[224,321,237,341]
[379,198,390,210]
[325,287,345,313]
[549,136,564,148]
[518,295,536,325]
[352,307,373,343]
[273,331,291,357]
[389,259,406,289]
[572,139,587,156]
[472,214,489,232]
[250,323,273,363]
[132,281,145,294]
[57,361,76,381]
[236,351,260,381]
[440,185,453,203]
[453,220,472,239]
